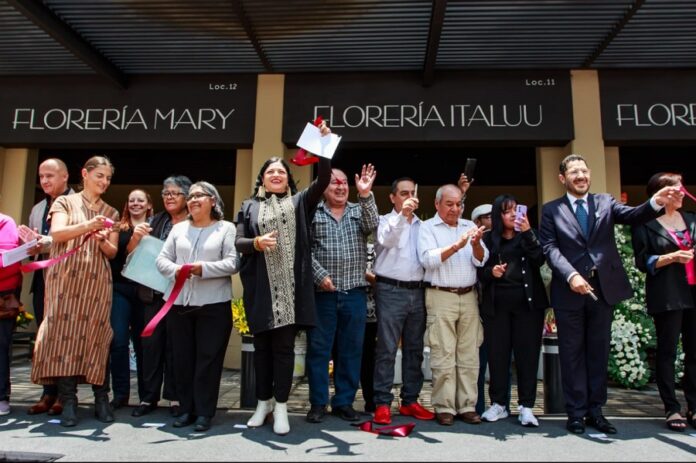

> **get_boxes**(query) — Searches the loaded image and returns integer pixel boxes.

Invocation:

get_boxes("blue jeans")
[108,282,145,401]
[373,283,425,406]
[307,289,367,408]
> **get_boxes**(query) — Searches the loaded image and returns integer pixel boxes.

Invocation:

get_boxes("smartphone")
[514,204,527,231]
[464,158,477,181]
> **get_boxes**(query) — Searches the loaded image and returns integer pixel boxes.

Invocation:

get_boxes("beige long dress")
[31,193,119,385]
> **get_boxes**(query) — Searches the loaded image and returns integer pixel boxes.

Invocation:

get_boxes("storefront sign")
[600,70,696,142]
[0,75,256,146]
[283,72,573,145]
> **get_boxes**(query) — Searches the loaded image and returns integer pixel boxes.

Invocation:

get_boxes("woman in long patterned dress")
[235,123,331,435]
[31,156,119,427]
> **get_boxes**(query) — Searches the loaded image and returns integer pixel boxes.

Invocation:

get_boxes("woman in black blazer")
[632,172,696,432]
[478,194,549,427]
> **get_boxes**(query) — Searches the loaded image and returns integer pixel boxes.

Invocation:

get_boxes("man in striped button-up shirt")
[306,164,379,424]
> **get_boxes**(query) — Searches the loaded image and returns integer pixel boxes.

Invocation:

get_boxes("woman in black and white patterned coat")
[235,123,331,435]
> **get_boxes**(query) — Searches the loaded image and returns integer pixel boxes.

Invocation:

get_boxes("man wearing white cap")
[471,204,492,231]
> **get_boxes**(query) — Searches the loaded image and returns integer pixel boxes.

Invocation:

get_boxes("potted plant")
[232,298,256,408]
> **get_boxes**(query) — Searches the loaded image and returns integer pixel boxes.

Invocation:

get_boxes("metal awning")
[1,0,695,89]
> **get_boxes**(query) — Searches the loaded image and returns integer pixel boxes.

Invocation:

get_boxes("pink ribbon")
[351,420,416,437]
[21,218,115,273]
[20,234,92,273]
[681,186,696,203]
[141,264,192,337]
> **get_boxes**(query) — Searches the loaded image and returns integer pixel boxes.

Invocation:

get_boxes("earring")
[256,185,266,198]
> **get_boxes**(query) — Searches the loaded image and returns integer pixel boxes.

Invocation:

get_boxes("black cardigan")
[478,229,549,316]
[631,211,696,314]
[235,158,331,334]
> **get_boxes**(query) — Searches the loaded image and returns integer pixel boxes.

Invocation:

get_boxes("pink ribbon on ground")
[20,234,92,273]
[141,264,192,337]
[351,420,416,437]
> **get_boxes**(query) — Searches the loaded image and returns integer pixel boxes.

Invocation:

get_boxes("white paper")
[121,236,171,293]
[0,239,37,267]
[142,422,166,428]
[588,432,611,441]
[296,123,341,159]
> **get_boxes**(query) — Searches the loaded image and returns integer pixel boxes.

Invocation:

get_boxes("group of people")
[0,136,694,438]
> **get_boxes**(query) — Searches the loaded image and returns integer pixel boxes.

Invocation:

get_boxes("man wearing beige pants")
[417,184,488,426]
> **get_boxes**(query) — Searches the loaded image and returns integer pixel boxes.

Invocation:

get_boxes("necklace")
[81,191,102,211]
[658,212,684,231]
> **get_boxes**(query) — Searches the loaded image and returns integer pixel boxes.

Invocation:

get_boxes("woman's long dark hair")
[251,157,298,197]
[489,194,519,255]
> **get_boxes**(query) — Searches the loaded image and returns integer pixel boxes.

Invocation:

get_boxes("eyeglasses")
[161,190,184,198]
[186,193,212,201]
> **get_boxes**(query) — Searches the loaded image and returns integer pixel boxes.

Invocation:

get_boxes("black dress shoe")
[194,416,211,432]
[131,403,157,418]
[110,397,129,410]
[331,405,361,422]
[306,405,327,423]
[567,417,585,434]
[170,405,182,417]
[585,415,617,434]
[173,413,196,428]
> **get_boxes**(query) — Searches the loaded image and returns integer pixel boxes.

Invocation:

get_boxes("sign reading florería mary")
[283,72,573,145]
[0,75,256,147]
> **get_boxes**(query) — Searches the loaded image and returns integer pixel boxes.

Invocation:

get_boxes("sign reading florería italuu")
[0,75,256,146]
[600,70,696,142]
[283,72,573,145]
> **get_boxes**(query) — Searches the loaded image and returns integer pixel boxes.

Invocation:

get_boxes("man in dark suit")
[539,154,678,435]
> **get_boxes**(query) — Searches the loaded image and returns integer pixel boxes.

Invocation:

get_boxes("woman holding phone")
[31,155,120,427]
[478,194,548,427]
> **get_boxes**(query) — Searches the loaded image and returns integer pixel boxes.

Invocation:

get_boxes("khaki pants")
[425,288,483,415]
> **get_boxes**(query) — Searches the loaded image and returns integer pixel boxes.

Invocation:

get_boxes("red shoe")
[374,405,392,424]
[399,402,435,420]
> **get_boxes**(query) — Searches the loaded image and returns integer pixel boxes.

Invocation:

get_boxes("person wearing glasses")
[107,189,153,411]
[157,181,239,432]
[235,129,331,434]
[131,176,191,419]
[631,172,695,432]
[539,154,677,435]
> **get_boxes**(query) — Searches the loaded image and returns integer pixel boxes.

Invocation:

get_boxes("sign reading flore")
[600,70,696,142]
[283,72,573,145]
[0,75,256,146]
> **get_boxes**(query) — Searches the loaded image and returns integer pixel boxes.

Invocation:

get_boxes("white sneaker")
[247,399,274,427]
[0,400,10,416]
[481,403,508,422]
[518,406,539,427]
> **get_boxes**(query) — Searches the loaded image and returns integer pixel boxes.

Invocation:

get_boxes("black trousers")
[253,324,297,403]
[652,308,696,415]
[361,322,377,409]
[168,301,232,418]
[140,299,177,404]
[482,287,544,408]
[555,277,612,419]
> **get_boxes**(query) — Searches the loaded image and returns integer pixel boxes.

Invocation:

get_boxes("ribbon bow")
[290,116,324,166]
[351,420,415,437]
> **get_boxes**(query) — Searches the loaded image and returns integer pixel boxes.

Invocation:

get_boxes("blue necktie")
[575,199,589,237]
